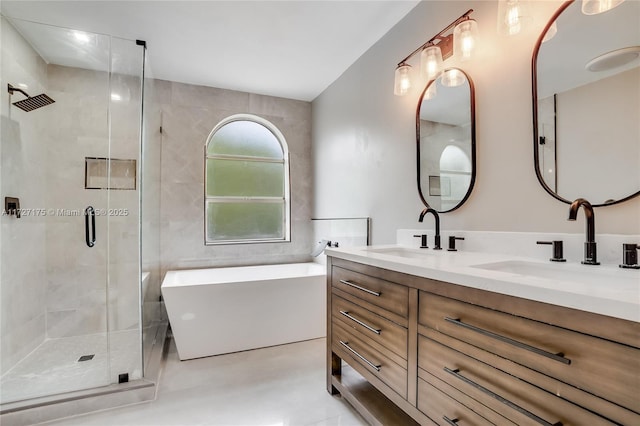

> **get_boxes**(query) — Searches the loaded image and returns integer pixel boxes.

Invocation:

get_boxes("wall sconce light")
[497,0,531,36]
[394,9,477,96]
[394,63,413,96]
[582,0,625,15]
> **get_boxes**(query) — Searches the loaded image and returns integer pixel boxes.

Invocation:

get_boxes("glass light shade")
[394,64,413,96]
[497,0,531,36]
[424,82,437,100]
[440,69,466,88]
[582,0,625,15]
[420,45,443,80]
[542,21,558,43]
[453,19,478,61]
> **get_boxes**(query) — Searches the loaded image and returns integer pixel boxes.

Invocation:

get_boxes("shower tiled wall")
[148,80,314,276]
[1,19,143,379]
[0,17,49,375]
[44,65,142,342]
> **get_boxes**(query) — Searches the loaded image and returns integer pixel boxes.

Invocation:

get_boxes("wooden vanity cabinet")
[326,256,640,426]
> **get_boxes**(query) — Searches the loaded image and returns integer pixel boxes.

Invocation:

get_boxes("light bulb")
[507,4,521,35]
[497,0,530,36]
[394,64,413,96]
[454,19,478,61]
[420,45,443,81]
[582,0,625,15]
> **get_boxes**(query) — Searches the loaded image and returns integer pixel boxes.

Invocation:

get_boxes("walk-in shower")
[1,15,163,422]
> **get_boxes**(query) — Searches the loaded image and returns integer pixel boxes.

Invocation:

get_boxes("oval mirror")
[417,68,476,212]
[533,0,640,206]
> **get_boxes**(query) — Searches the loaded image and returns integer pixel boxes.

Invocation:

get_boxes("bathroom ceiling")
[1,0,420,101]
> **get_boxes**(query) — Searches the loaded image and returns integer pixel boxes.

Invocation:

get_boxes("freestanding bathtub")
[161,262,326,360]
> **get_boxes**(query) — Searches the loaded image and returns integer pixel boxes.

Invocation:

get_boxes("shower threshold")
[0,323,167,425]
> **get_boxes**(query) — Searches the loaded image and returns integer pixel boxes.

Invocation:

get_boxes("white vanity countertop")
[325,245,640,322]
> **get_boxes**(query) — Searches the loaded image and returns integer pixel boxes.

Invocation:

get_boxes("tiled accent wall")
[148,80,314,276]
[0,17,49,375]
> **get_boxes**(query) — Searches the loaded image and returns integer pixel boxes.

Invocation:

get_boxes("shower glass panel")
[140,63,164,372]
[0,17,143,405]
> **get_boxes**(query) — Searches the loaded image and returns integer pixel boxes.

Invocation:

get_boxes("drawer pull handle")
[443,416,459,426]
[444,367,563,426]
[340,311,381,335]
[339,279,381,297]
[339,340,381,372]
[444,317,571,365]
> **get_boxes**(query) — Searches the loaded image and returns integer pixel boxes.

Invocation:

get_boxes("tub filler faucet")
[568,198,599,265]
[419,208,442,250]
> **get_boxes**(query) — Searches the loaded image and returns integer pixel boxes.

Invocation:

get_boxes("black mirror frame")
[416,68,476,213]
[531,0,640,207]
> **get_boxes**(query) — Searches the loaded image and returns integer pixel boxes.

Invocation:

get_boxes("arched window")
[205,114,290,244]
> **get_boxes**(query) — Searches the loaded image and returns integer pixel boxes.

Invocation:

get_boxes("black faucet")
[568,198,599,265]
[419,208,442,250]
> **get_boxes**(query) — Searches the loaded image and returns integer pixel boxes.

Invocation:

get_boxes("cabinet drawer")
[332,320,408,399]
[419,292,640,413]
[418,378,497,426]
[333,296,408,360]
[418,335,615,426]
[333,266,408,318]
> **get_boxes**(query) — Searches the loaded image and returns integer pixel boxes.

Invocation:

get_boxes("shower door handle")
[85,206,96,248]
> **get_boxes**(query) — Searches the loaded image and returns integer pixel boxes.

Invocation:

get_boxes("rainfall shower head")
[7,84,55,112]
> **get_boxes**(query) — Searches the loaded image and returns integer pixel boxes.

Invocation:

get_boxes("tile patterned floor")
[40,338,366,426]
[1,330,141,404]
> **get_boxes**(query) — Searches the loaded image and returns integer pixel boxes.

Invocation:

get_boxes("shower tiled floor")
[41,338,366,425]
[0,330,140,404]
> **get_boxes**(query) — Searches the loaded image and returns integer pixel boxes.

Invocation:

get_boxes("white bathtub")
[161,262,326,360]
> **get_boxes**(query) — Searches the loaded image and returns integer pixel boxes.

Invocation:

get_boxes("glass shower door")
[0,17,143,405]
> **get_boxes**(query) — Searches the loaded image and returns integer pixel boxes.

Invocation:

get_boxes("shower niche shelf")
[85,157,136,190]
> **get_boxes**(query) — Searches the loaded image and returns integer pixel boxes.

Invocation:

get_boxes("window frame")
[204,114,291,245]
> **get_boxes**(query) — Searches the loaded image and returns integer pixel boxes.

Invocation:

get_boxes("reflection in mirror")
[417,68,475,212]
[533,0,640,206]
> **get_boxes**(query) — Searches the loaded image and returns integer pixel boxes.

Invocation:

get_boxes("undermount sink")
[363,247,435,259]
[471,260,636,287]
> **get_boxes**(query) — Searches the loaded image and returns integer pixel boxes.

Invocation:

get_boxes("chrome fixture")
[7,83,55,112]
[536,240,566,262]
[419,208,442,250]
[394,9,478,96]
[448,236,464,252]
[568,198,599,265]
[620,243,640,269]
[413,234,428,248]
